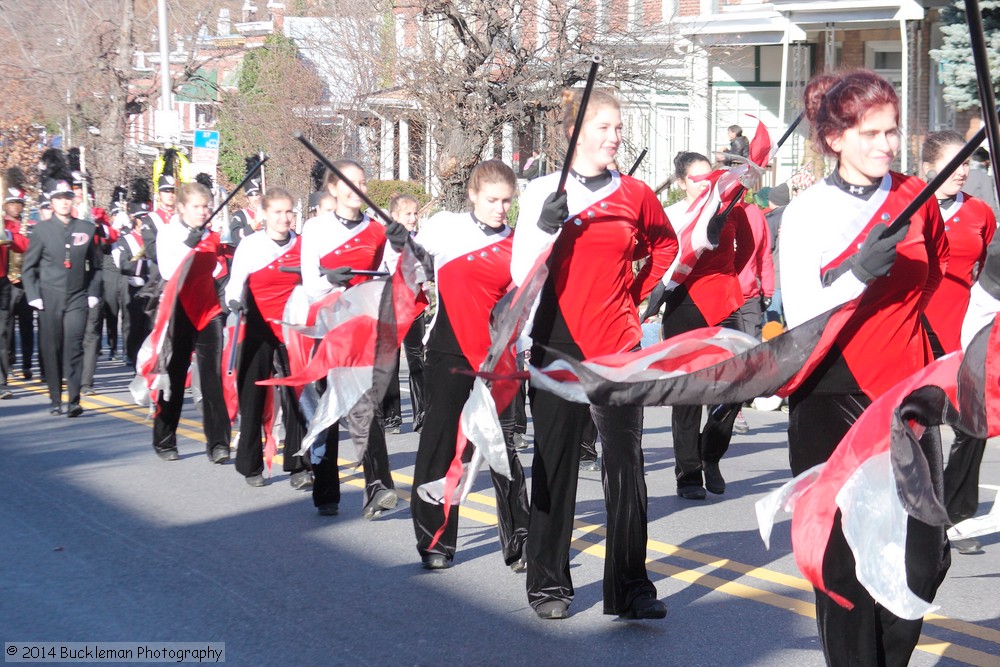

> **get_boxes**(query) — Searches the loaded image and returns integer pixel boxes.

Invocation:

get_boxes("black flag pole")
[208,156,267,229]
[557,54,602,194]
[964,0,1000,202]
[627,148,648,177]
[885,126,987,235]
[294,132,394,224]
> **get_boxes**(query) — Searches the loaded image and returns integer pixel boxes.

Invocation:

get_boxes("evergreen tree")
[930,1,1000,110]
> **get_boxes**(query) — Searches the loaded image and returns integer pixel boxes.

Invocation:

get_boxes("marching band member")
[511,89,678,620]
[780,69,949,666]
[228,158,263,246]
[0,176,30,399]
[300,159,407,519]
[224,187,311,489]
[21,178,103,416]
[409,160,529,571]
[920,130,997,551]
[151,182,230,464]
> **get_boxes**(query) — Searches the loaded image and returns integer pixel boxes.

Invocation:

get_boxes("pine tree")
[930,0,1000,110]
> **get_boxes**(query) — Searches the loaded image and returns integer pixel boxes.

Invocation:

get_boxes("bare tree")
[378,0,678,209]
[0,0,234,203]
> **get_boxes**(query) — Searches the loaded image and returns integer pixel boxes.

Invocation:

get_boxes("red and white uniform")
[781,171,948,398]
[300,213,387,300]
[157,223,227,331]
[663,199,754,326]
[416,212,513,369]
[923,193,995,353]
[148,205,174,232]
[225,230,302,340]
[512,171,678,358]
[1,216,29,280]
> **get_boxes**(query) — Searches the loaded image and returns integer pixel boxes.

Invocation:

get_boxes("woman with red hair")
[780,70,950,665]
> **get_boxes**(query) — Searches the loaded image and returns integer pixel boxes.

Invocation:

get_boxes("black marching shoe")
[156,448,180,462]
[703,461,726,495]
[245,474,265,487]
[362,488,398,520]
[49,403,62,415]
[421,553,451,570]
[210,445,230,464]
[316,502,339,516]
[0,387,13,400]
[289,470,314,490]
[67,403,83,418]
[677,485,707,500]
[510,556,527,573]
[535,600,569,620]
[619,592,668,620]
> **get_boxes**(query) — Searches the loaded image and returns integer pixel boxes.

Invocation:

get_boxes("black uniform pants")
[788,390,950,667]
[82,295,103,389]
[234,314,305,478]
[11,283,37,377]
[38,288,88,405]
[526,376,655,614]
[411,351,529,565]
[312,396,395,509]
[152,309,230,456]
[661,291,742,489]
[123,283,151,370]
[0,278,12,387]
[381,316,426,427]
[100,269,123,355]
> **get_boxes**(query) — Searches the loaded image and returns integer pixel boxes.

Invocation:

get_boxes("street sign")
[194,130,220,149]
[192,130,220,175]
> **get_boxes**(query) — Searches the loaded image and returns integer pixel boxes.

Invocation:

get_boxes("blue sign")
[194,130,220,150]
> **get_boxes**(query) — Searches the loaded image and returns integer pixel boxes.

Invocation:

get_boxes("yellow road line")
[14,377,999,663]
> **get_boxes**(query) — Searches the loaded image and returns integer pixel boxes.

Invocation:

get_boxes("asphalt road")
[1,358,998,666]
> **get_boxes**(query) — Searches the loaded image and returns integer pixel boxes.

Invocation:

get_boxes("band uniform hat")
[157,174,177,192]
[128,201,151,216]
[245,177,262,196]
[4,187,26,204]
[38,192,51,209]
[45,179,75,199]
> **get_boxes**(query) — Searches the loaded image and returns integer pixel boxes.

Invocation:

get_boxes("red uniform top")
[301,214,388,300]
[781,172,948,398]
[923,193,996,353]
[225,231,302,340]
[416,212,513,369]
[157,223,226,331]
[1,216,29,280]
[513,171,678,359]
[678,204,754,326]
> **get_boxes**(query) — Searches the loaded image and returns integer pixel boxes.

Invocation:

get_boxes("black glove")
[537,191,569,234]
[639,281,668,322]
[706,207,727,247]
[851,222,910,285]
[384,219,409,252]
[762,296,772,310]
[978,237,1000,299]
[321,266,354,287]
[182,225,203,248]
[228,299,244,314]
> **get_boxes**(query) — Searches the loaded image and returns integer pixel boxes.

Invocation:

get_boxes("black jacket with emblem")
[21,216,103,302]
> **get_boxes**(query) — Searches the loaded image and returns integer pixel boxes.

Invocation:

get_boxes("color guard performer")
[511,89,678,620]
[409,160,529,571]
[21,178,103,416]
[919,130,997,552]
[300,159,405,518]
[224,187,311,489]
[780,69,950,666]
[152,182,231,463]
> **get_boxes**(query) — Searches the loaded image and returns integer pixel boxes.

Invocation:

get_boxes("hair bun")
[803,73,838,126]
